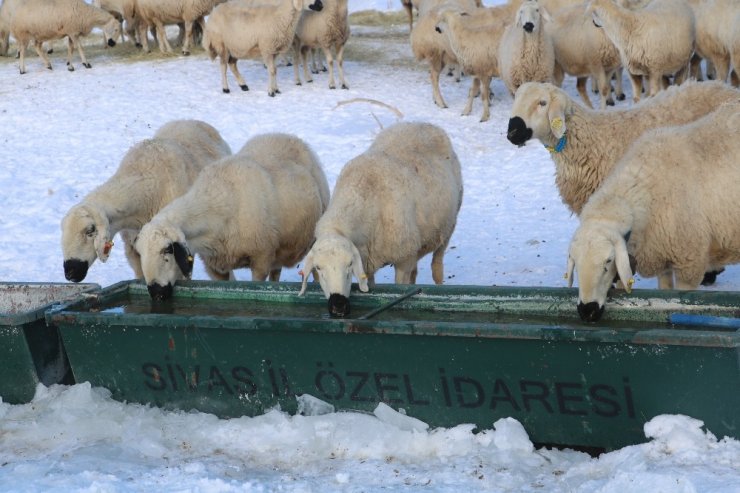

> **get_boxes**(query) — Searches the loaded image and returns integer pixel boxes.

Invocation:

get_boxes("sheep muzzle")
[577,301,605,323]
[328,293,350,318]
[64,259,89,283]
[107,39,116,47]
[309,0,323,11]
[147,282,174,301]
[523,22,534,32]
[507,117,532,146]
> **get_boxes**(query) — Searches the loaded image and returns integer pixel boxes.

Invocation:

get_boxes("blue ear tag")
[545,134,567,153]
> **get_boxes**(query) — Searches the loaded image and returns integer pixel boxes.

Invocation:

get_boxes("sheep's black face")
[147,282,173,301]
[309,0,323,11]
[507,116,532,146]
[64,259,89,283]
[328,293,350,318]
[107,38,116,47]
[577,301,605,323]
[523,22,534,32]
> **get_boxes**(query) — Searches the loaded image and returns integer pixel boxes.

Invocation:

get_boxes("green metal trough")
[47,280,740,451]
[0,282,99,403]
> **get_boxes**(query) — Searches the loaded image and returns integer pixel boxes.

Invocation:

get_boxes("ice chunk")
[296,394,335,416]
[373,402,429,432]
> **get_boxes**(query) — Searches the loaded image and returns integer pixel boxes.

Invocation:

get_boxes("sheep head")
[508,82,572,147]
[566,223,634,323]
[135,222,193,301]
[102,17,121,47]
[517,0,549,34]
[586,0,615,29]
[61,204,112,282]
[298,232,368,318]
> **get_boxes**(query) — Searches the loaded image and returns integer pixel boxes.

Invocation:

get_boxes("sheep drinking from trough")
[566,98,740,323]
[298,122,463,318]
[135,133,329,301]
[61,120,231,283]
[202,0,324,96]
[10,0,122,74]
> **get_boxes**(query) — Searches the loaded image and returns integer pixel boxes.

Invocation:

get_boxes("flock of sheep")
[2,0,738,321]
[0,0,349,93]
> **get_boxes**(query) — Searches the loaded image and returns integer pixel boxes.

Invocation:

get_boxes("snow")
[0,0,738,490]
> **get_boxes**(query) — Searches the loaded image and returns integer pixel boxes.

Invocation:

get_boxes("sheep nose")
[506,116,532,146]
[64,259,89,283]
[577,301,605,323]
[309,0,323,11]
[328,293,350,318]
[107,38,116,47]
[523,22,534,32]
[147,282,174,301]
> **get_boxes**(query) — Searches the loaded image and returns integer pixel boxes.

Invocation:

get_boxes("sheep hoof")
[606,99,615,106]
[135,43,142,48]
[67,64,74,72]
[83,63,91,69]
[222,88,230,93]
[239,84,248,91]
[341,84,349,90]
[329,85,336,90]
[617,93,626,101]
[46,65,53,70]
[182,50,190,56]
[19,69,25,75]
[268,91,275,97]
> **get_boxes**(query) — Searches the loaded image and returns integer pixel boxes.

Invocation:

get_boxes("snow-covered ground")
[0,0,738,491]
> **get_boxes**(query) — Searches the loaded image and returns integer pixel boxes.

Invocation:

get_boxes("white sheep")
[93,0,138,46]
[61,120,231,283]
[550,2,624,109]
[10,0,122,74]
[498,0,555,97]
[298,122,463,318]
[202,0,324,96]
[136,0,224,55]
[434,9,507,122]
[566,98,740,322]
[587,0,695,102]
[292,0,350,89]
[0,0,22,57]
[134,133,329,301]
[409,0,480,109]
[694,0,740,86]
[506,80,739,216]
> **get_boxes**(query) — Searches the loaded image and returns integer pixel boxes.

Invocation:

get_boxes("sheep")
[93,0,138,46]
[61,120,231,283]
[409,0,481,109]
[292,0,349,89]
[694,0,740,86]
[434,9,507,122]
[134,133,329,301]
[566,98,740,322]
[587,0,695,102]
[498,0,555,97]
[298,122,463,318]
[0,0,22,57]
[135,0,223,55]
[506,80,739,216]
[10,0,121,74]
[202,0,324,96]
[550,2,624,109]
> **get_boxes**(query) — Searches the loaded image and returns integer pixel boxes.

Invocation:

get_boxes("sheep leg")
[553,63,564,87]
[647,73,662,97]
[323,47,337,89]
[71,35,91,69]
[657,271,674,290]
[65,37,76,71]
[18,38,28,74]
[596,71,614,108]
[689,53,704,81]
[710,56,731,85]
[462,77,480,116]
[335,44,348,90]
[576,77,593,109]
[292,42,302,85]
[154,20,172,53]
[394,259,417,284]
[181,21,193,56]
[219,55,231,93]
[479,75,492,123]
[138,21,150,52]
[269,268,281,282]
[301,46,313,84]
[628,72,642,102]
[265,55,279,97]
[429,57,447,108]
[613,68,625,101]
[33,40,52,71]
[431,245,446,285]
[227,55,249,92]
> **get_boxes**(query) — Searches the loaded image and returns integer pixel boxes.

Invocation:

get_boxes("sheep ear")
[548,94,568,139]
[615,236,634,293]
[173,242,194,279]
[298,252,314,296]
[565,255,575,288]
[350,242,369,292]
[89,208,113,262]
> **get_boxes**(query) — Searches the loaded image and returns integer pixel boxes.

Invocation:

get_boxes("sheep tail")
[201,30,216,60]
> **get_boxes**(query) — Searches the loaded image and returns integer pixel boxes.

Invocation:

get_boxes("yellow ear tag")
[628,278,635,288]
[360,274,368,280]
[550,117,563,132]
[187,255,194,263]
